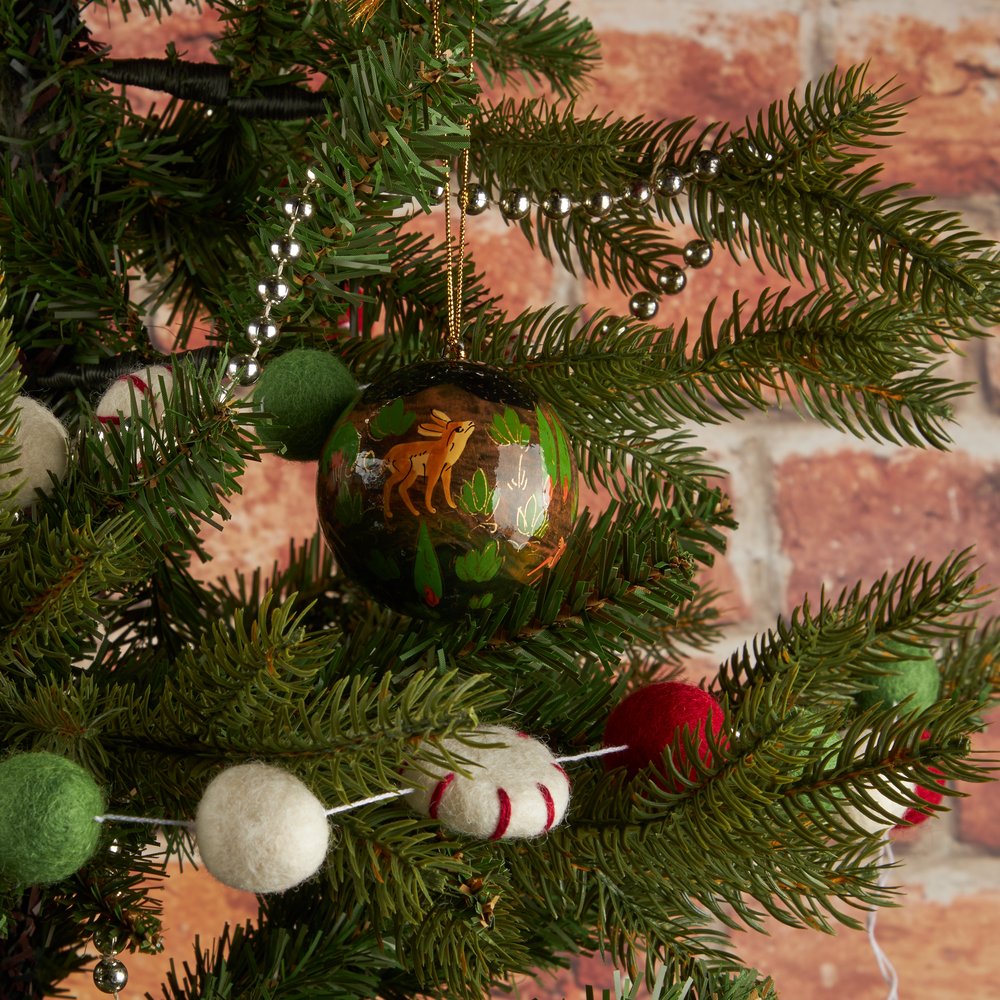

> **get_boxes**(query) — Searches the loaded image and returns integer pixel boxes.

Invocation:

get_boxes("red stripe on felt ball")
[125,374,149,393]
[537,783,555,832]
[897,766,946,828]
[428,773,455,819]
[602,681,725,791]
[552,762,569,781]
[490,788,512,840]
[97,414,121,426]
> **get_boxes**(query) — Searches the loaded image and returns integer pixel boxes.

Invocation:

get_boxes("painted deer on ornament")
[382,409,476,518]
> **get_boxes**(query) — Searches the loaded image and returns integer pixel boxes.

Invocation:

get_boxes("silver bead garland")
[91,926,128,998]
[222,167,320,399]
[434,147,725,321]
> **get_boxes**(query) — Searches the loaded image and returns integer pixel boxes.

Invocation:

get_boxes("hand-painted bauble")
[317,360,577,618]
[602,681,725,791]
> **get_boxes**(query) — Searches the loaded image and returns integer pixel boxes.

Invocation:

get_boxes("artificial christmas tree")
[2,1,999,998]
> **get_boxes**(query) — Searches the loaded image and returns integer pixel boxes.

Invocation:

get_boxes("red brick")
[957,704,1000,851]
[833,10,1000,196]
[83,3,218,57]
[66,861,257,1000]
[587,20,802,125]
[733,887,1000,999]
[981,329,1000,415]
[193,454,319,585]
[777,449,1000,610]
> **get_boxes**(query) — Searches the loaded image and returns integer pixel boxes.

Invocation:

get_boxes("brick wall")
[71,2,1000,997]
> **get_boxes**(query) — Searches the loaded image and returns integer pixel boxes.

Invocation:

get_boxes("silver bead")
[598,316,626,337]
[462,184,489,215]
[629,291,659,320]
[257,278,290,304]
[655,168,685,198]
[692,150,723,180]
[247,317,279,346]
[282,197,313,220]
[683,239,713,268]
[429,183,447,204]
[541,190,572,219]
[269,237,301,261]
[93,926,122,956]
[583,189,614,219]
[656,264,687,295]
[226,354,262,387]
[93,957,128,994]
[499,189,531,221]
[622,180,652,208]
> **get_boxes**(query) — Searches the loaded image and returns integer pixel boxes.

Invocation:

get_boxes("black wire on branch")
[98,59,331,119]
[25,348,223,394]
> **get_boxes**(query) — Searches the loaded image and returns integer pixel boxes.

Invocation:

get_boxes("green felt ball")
[255,350,358,461]
[857,640,941,714]
[0,752,104,887]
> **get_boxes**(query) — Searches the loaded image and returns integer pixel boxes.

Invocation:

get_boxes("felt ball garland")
[194,762,330,893]
[0,752,104,886]
[95,365,174,428]
[857,640,941,715]
[252,348,358,461]
[402,725,571,839]
[0,395,70,509]
[0,682,944,914]
[601,681,725,791]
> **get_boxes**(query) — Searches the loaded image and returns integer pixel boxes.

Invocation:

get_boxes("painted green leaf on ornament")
[369,397,416,440]
[454,540,503,583]
[468,593,494,609]
[536,406,572,500]
[516,494,548,538]
[458,468,499,516]
[322,422,360,471]
[413,522,443,607]
[335,484,363,527]
[488,407,532,446]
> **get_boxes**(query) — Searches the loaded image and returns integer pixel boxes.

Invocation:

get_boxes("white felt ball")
[842,781,915,836]
[195,762,330,893]
[0,396,69,508]
[96,365,174,426]
[402,725,571,840]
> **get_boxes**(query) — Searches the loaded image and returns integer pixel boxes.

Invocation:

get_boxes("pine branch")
[688,66,1000,322]
[713,552,982,707]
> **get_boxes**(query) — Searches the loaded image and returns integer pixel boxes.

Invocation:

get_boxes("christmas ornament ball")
[602,681,725,790]
[403,725,571,839]
[0,396,69,508]
[857,640,941,714]
[194,762,329,893]
[317,360,577,618]
[254,349,358,461]
[0,752,104,886]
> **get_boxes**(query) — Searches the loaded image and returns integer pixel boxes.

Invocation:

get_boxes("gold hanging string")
[430,0,476,360]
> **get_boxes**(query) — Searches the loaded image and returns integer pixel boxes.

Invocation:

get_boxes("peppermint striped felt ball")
[402,725,570,840]
[95,365,173,427]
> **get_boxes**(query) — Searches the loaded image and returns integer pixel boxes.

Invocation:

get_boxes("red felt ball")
[602,681,725,790]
